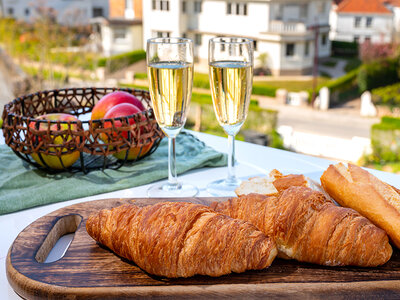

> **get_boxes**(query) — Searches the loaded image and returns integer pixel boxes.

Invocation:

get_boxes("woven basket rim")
[5,87,153,123]
[1,87,165,172]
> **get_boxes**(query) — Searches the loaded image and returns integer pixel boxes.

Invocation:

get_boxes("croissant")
[211,186,392,267]
[86,202,277,278]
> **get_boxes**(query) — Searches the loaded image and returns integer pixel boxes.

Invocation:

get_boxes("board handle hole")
[35,214,82,263]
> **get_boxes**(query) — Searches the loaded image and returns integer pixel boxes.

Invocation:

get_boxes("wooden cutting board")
[6,197,400,299]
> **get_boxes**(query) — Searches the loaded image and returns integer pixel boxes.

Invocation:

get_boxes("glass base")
[206,178,242,197]
[147,181,199,198]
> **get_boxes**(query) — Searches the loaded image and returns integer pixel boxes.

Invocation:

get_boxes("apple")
[91,91,145,125]
[29,113,80,170]
[103,103,153,160]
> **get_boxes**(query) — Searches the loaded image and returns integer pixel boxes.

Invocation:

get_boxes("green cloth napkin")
[0,131,227,215]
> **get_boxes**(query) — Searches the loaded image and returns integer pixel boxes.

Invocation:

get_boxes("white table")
[1,131,399,299]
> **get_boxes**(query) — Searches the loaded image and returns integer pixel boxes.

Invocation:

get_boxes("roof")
[382,0,400,7]
[336,0,392,14]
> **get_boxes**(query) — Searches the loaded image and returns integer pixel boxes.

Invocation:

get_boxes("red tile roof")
[383,0,400,7]
[337,0,392,14]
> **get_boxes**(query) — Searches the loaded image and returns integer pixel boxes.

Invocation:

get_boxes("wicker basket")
[1,87,164,173]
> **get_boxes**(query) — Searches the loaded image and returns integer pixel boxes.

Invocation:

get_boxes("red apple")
[29,113,80,170]
[103,103,153,160]
[91,91,145,125]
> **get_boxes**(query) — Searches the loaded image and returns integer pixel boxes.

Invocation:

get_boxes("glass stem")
[168,137,179,187]
[227,134,237,184]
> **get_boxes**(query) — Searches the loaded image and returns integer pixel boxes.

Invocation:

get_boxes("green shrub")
[251,84,277,97]
[370,116,400,162]
[134,72,148,79]
[372,83,400,108]
[98,50,146,73]
[309,68,359,104]
[357,57,400,92]
[193,72,210,89]
[344,58,362,72]
[331,41,359,57]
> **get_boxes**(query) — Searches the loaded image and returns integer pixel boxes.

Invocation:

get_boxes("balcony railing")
[269,20,307,34]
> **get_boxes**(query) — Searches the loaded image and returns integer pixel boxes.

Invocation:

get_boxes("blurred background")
[0,0,399,173]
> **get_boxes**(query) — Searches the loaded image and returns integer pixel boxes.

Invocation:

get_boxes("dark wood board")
[6,197,400,299]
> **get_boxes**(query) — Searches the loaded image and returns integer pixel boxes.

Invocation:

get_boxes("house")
[330,0,400,44]
[91,0,143,56]
[142,0,332,76]
[1,0,109,25]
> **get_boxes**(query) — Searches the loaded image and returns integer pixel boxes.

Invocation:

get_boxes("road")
[256,96,379,139]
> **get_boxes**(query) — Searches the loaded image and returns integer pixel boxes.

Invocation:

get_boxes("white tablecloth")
[1,131,399,299]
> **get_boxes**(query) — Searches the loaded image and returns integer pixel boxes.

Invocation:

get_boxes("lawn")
[254,77,331,92]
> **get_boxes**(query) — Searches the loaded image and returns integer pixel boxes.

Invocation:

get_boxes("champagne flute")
[207,37,254,196]
[146,37,198,197]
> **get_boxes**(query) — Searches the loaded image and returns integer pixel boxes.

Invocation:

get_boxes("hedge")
[371,82,400,108]
[98,50,146,73]
[331,41,359,57]
[371,116,400,162]
[357,57,400,92]
[310,68,360,104]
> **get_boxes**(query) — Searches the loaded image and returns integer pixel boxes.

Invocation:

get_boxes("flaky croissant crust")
[212,187,392,267]
[86,202,277,278]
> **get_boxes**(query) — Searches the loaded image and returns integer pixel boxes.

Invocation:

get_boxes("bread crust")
[321,163,400,249]
[212,187,392,267]
[86,202,277,278]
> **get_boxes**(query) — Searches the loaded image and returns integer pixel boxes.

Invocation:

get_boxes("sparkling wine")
[209,60,252,135]
[148,62,193,136]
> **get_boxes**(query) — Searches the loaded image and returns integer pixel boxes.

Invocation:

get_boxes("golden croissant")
[86,202,277,278]
[211,186,392,267]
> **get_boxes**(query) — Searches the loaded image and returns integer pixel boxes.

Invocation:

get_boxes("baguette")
[321,163,400,248]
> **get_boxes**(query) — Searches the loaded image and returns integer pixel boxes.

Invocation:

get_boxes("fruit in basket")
[29,113,80,170]
[103,103,153,160]
[91,91,145,125]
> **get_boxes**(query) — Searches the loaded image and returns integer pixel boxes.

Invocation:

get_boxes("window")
[194,1,202,13]
[25,8,30,16]
[354,17,361,28]
[114,28,127,41]
[227,2,247,16]
[7,7,14,16]
[354,36,360,43]
[155,31,170,38]
[182,1,186,13]
[275,4,283,20]
[300,4,308,19]
[152,0,170,11]
[195,33,202,45]
[304,41,310,56]
[366,17,373,28]
[92,7,103,17]
[286,43,295,56]
[253,40,257,51]
[321,34,327,46]
[365,36,371,43]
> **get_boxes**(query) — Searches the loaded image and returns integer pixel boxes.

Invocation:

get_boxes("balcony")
[268,20,307,34]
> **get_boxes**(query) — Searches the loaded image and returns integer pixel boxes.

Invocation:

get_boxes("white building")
[92,0,143,56]
[143,0,332,75]
[330,0,399,44]
[2,0,109,25]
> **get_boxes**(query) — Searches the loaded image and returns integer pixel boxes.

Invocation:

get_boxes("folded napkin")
[0,131,227,215]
